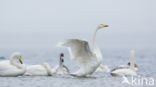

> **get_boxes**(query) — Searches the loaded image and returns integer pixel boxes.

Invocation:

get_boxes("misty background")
[0,1,156,87]
[0,0,156,50]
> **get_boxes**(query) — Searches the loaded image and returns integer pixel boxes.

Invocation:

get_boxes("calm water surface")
[0,48,155,87]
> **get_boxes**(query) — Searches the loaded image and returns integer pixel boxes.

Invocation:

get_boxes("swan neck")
[59,57,63,67]
[130,51,135,70]
[92,27,99,50]
[92,27,102,62]
[10,56,23,69]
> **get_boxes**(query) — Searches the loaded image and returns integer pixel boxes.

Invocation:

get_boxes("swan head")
[60,53,64,63]
[11,52,23,64]
[97,24,109,29]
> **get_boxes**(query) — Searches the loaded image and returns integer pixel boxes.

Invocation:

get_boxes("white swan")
[110,50,137,76]
[0,52,26,77]
[52,53,70,74]
[24,63,53,76]
[117,50,138,71]
[61,24,108,77]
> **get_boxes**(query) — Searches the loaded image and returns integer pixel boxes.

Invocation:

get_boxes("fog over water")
[0,0,156,87]
[0,0,156,50]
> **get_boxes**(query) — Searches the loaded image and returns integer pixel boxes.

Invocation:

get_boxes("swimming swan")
[52,53,70,74]
[110,50,137,76]
[24,63,53,76]
[61,24,108,77]
[0,52,26,77]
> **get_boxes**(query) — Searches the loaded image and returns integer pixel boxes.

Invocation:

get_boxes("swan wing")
[24,65,48,76]
[61,39,94,67]
[111,68,137,76]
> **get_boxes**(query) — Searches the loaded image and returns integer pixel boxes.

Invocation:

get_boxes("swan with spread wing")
[61,24,109,77]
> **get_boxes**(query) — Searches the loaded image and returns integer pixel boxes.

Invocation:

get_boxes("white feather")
[0,52,26,77]
[110,50,138,76]
[111,68,137,76]
[96,64,110,72]
[60,24,109,77]
[24,63,53,76]
[61,39,100,76]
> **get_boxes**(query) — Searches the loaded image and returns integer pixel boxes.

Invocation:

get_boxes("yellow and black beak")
[101,24,109,27]
[19,56,23,64]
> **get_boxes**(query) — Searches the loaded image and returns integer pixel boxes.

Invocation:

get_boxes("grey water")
[0,47,155,87]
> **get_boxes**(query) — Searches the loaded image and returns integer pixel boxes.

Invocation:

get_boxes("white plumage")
[52,53,70,74]
[110,50,137,76]
[62,39,100,77]
[111,67,137,76]
[61,24,109,77]
[96,64,110,72]
[24,63,53,76]
[0,52,26,77]
[52,65,69,74]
